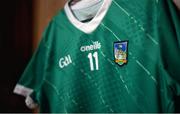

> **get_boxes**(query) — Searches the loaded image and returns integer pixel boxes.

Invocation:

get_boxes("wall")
[32,0,66,50]
[0,0,33,112]
[0,0,66,112]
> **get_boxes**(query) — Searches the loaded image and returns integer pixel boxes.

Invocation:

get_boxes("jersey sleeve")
[13,24,51,109]
[158,0,180,100]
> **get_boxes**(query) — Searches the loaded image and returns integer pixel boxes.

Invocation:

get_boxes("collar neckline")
[64,0,112,34]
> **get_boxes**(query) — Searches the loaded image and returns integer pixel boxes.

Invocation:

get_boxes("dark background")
[0,0,65,112]
[0,0,32,112]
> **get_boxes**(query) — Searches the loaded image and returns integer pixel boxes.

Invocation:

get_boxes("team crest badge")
[114,41,128,66]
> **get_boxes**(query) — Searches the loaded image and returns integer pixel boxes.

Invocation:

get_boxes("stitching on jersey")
[99,23,161,110]
[136,60,157,84]
[112,0,159,45]
[128,52,158,84]
[95,44,145,112]
[44,79,68,113]
[89,39,147,112]
[101,23,158,84]
[72,62,115,113]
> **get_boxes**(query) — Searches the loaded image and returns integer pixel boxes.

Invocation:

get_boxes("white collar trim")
[64,0,112,34]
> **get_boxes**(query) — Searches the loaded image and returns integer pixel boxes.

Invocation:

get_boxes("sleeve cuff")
[13,84,38,109]
[25,95,38,109]
[173,0,180,10]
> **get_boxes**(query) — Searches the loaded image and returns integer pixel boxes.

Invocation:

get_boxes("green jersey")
[14,0,180,112]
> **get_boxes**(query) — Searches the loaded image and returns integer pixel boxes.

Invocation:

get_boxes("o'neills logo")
[80,41,101,52]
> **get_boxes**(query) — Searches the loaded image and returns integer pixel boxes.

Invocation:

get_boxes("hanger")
[69,0,82,6]
[68,0,103,22]
[70,0,102,10]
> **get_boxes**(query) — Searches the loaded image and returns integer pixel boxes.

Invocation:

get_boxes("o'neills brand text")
[80,41,101,52]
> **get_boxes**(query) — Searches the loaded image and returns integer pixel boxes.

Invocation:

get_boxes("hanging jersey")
[14,0,180,112]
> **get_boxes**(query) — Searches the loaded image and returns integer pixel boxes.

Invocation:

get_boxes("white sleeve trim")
[25,96,38,109]
[13,84,38,109]
[173,0,180,10]
[13,84,33,97]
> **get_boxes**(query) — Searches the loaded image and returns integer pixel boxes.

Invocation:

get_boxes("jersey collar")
[64,0,112,34]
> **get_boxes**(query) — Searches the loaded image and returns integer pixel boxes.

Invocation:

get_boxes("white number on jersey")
[87,52,99,71]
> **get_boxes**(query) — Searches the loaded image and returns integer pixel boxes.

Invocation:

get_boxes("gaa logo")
[59,55,72,68]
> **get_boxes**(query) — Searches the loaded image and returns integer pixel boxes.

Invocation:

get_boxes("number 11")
[87,52,99,71]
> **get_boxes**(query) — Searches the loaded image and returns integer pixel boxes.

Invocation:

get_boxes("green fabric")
[16,0,180,112]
